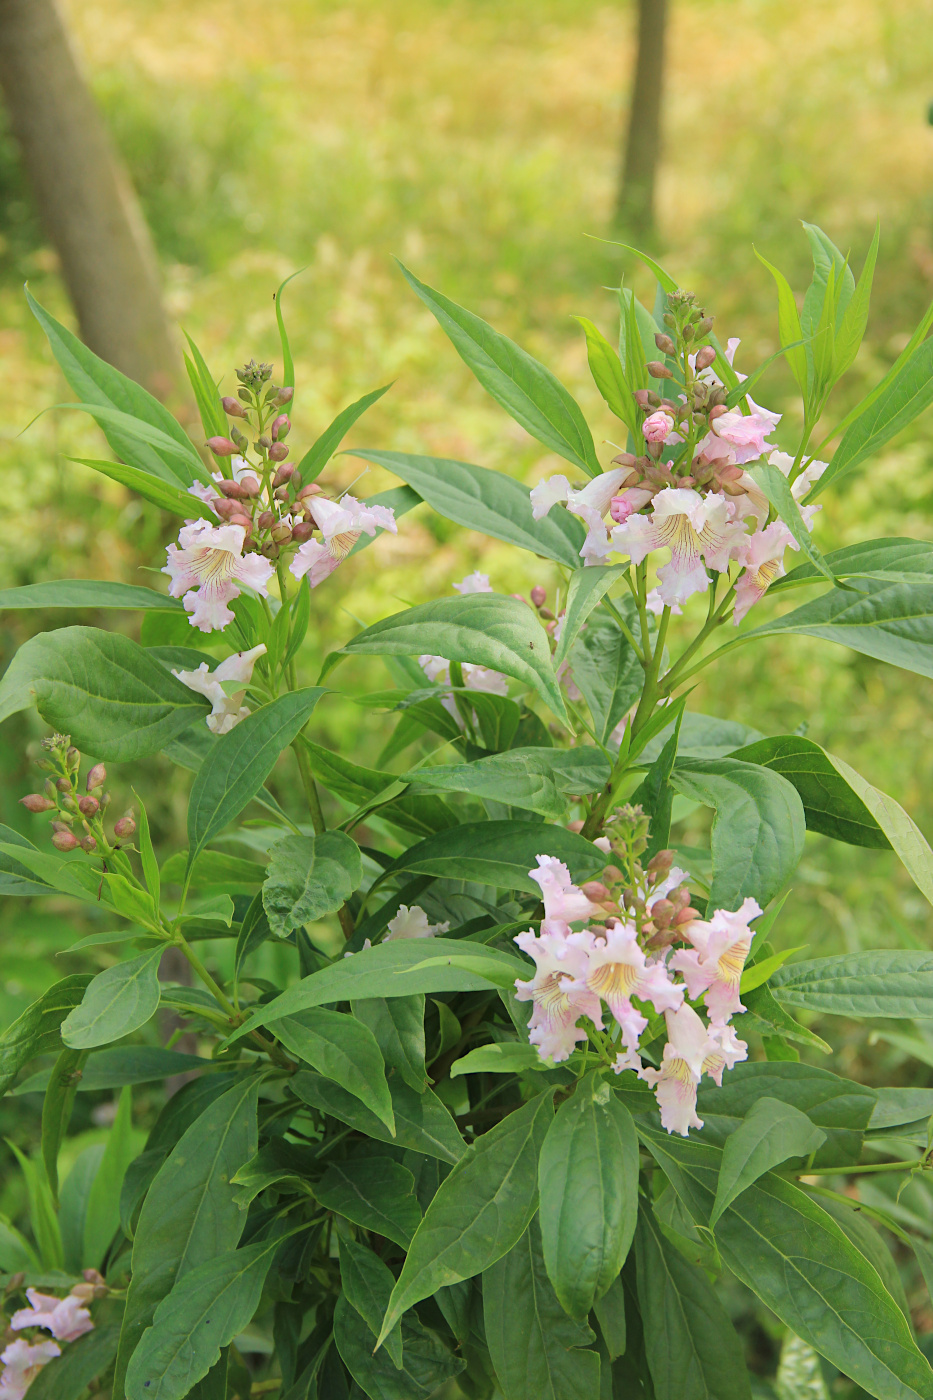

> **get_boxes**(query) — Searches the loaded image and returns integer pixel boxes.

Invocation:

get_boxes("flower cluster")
[20,738,133,855]
[164,361,397,632]
[532,295,826,621]
[0,1274,104,1400]
[512,814,758,1135]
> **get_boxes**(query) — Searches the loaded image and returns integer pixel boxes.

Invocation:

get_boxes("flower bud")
[206,436,237,456]
[708,404,728,421]
[239,474,262,497]
[648,897,674,928]
[100,792,112,810]
[530,586,547,608]
[275,386,295,406]
[52,830,79,852]
[66,746,80,770]
[79,835,97,853]
[113,812,136,839]
[60,794,78,813]
[56,776,71,792]
[261,540,280,559]
[237,387,252,403]
[218,479,249,500]
[581,881,611,902]
[257,433,273,451]
[231,425,249,450]
[78,795,99,817]
[675,905,701,926]
[696,317,715,338]
[268,442,289,462]
[44,779,57,799]
[694,345,716,371]
[610,451,636,468]
[271,524,293,545]
[20,794,56,813]
[257,510,275,531]
[647,848,675,875]
[654,332,676,355]
[633,389,652,409]
[213,498,245,521]
[274,485,289,500]
[291,521,315,542]
[646,361,673,380]
[272,463,295,488]
[229,512,254,534]
[221,397,247,418]
[296,482,322,501]
[271,414,291,441]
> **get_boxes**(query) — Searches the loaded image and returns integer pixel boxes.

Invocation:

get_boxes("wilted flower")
[163,522,275,632]
[385,905,451,940]
[173,645,267,734]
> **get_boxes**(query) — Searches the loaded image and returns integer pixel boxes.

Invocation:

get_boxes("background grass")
[2,0,933,1365]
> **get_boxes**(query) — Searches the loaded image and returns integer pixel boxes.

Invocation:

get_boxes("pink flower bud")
[257,510,275,530]
[642,410,676,444]
[268,442,289,462]
[708,404,728,421]
[272,463,295,488]
[206,437,238,456]
[56,776,71,792]
[239,475,262,497]
[79,835,97,853]
[530,586,547,608]
[611,451,636,467]
[86,763,106,791]
[113,813,136,839]
[296,483,322,501]
[275,386,295,406]
[271,414,291,441]
[291,521,315,542]
[646,360,674,380]
[221,397,247,418]
[228,513,254,535]
[654,332,677,355]
[218,479,249,500]
[581,881,611,902]
[51,818,73,834]
[78,795,99,817]
[52,830,79,852]
[694,345,716,371]
[213,498,245,521]
[258,433,273,451]
[20,794,56,813]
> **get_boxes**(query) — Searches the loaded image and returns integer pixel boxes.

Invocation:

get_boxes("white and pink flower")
[528,854,596,929]
[611,487,746,606]
[567,919,684,1047]
[385,904,450,940]
[453,572,492,595]
[0,1340,60,1400]
[173,644,267,734]
[710,409,777,464]
[732,522,798,625]
[642,409,677,444]
[513,927,600,1062]
[638,1003,720,1136]
[670,897,761,1022]
[11,1289,93,1343]
[163,521,275,632]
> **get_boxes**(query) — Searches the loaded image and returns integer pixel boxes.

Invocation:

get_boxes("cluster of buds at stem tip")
[21,738,130,856]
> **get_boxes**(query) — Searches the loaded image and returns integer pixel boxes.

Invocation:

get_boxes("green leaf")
[61,948,163,1050]
[813,333,933,497]
[816,1193,911,1324]
[568,614,643,745]
[633,706,683,858]
[0,578,184,611]
[41,1048,87,1200]
[273,1008,393,1131]
[710,1097,825,1226]
[0,975,92,1094]
[553,566,629,668]
[833,223,880,380]
[483,1218,600,1400]
[27,1325,121,1400]
[334,1292,464,1399]
[290,1071,464,1165]
[330,593,566,723]
[161,850,267,891]
[186,687,325,867]
[351,996,428,1093]
[229,1138,315,1207]
[670,758,806,910]
[407,747,610,819]
[399,263,600,475]
[823,750,933,906]
[262,833,362,936]
[574,316,638,434]
[27,289,207,488]
[378,1091,553,1345]
[274,272,300,388]
[451,1043,544,1078]
[114,1078,259,1398]
[83,1085,136,1268]
[125,1235,281,1400]
[6,1140,63,1269]
[538,1080,639,1318]
[382,819,607,893]
[754,249,808,395]
[775,536,933,591]
[0,824,55,898]
[347,449,587,567]
[227,938,526,1044]
[635,1203,751,1400]
[0,627,209,759]
[234,892,273,990]
[15,1047,207,1096]
[69,456,215,521]
[300,738,456,839]
[297,383,391,483]
[745,463,835,584]
[771,951,933,1018]
[732,735,889,848]
[183,333,228,440]
[338,1237,404,1369]
[315,1157,421,1247]
[869,1087,933,1130]
[132,792,161,910]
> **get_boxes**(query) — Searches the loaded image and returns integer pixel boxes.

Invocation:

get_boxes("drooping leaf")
[710,1097,825,1226]
[348,450,587,568]
[483,1218,600,1400]
[69,457,215,522]
[824,750,933,906]
[263,833,362,936]
[0,627,209,759]
[273,1008,394,1131]
[670,757,806,910]
[338,1237,404,1369]
[771,951,933,1019]
[378,1091,553,1345]
[41,1048,87,1200]
[732,735,889,848]
[451,1043,545,1078]
[315,1157,421,1247]
[399,264,600,475]
[15,1047,207,1096]
[407,747,610,819]
[537,1080,639,1319]
[83,1085,136,1268]
[290,1071,464,1165]
[61,949,163,1050]
[300,738,457,838]
[186,687,325,867]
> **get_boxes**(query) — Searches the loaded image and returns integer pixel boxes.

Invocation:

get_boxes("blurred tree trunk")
[615,0,668,240]
[0,0,176,398]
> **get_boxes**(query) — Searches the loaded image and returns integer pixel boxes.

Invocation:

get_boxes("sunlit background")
[3,0,933,1301]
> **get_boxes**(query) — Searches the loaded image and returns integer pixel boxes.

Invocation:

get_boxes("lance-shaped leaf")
[775,537,933,591]
[0,580,185,611]
[483,1219,600,1400]
[569,614,643,746]
[710,1097,825,1226]
[297,383,391,483]
[347,451,587,568]
[0,627,210,759]
[746,462,835,584]
[538,1081,639,1318]
[351,996,428,1093]
[770,950,933,1019]
[399,263,600,475]
[186,687,325,868]
[635,1204,751,1400]
[125,1235,281,1400]
[406,747,610,820]
[575,315,638,434]
[61,949,163,1050]
[272,1008,394,1132]
[300,738,456,837]
[377,1091,554,1345]
[315,1157,421,1247]
[328,594,566,722]
[334,1292,464,1398]
[732,735,889,848]
[338,1238,404,1369]
[825,750,933,907]
[670,757,805,910]
[381,819,607,892]
[754,250,807,395]
[290,1071,464,1165]
[69,457,216,522]
[553,565,629,668]
[0,976,92,1095]
[262,832,362,936]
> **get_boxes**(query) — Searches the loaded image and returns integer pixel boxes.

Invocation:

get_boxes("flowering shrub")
[2,233,933,1398]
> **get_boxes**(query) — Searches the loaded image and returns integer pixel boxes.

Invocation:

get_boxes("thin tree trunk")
[615,0,668,239]
[0,0,176,398]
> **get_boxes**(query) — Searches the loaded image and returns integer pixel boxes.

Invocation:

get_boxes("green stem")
[173,932,237,1019]
[602,594,645,664]
[659,584,736,694]
[292,736,355,941]
[796,1159,928,1178]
